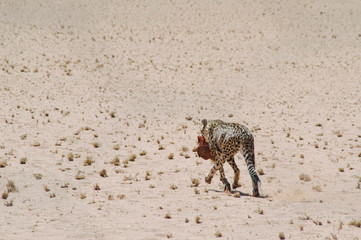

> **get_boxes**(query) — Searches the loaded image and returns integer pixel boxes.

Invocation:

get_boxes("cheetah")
[200,119,261,197]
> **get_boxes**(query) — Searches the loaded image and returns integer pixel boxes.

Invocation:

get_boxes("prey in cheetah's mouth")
[193,136,215,160]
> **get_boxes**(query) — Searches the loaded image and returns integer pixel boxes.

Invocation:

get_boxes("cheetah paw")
[205,176,212,184]
[232,182,241,189]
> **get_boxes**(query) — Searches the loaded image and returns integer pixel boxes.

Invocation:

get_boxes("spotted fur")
[200,119,261,197]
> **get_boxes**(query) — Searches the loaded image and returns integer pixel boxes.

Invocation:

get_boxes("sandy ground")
[1,0,361,239]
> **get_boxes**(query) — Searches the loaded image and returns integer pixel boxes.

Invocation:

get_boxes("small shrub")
[215,230,222,238]
[129,154,137,161]
[257,168,265,175]
[279,232,285,239]
[164,213,171,219]
[117,194,126,200]
[195,215,201,224]
[20,157,27,164]
[68,153,74,161]
[99,169,108,177]
[170,183,178,190]
[94,183,100,190]
[191,178,200,187]
[111,156,120,166]
[168,153,174,160]
[2,191,8,199]
[0,161,7,168]
[33,173,43,180]
[6,181,17,192]
[92,142,100,148]
[299,174,311,182]
[84,156,95,166]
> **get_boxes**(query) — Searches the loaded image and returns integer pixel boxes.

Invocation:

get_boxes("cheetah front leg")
[205,153,231,194]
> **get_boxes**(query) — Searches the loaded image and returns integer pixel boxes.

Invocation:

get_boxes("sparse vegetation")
[2,191,8,199]
[164,213,171,219]
[257,168,265,175]
[233,192,241,198]
[255,207,264,215]
[348,219,361,228]
[44,185,50,192]
[4,199,13,207]
[215,230,222,238]
[33,173,43,180]
[117,194,126,200]
[312,185,322,192]
[279,232,285,239]
[94,183,100,190]
[168,153,174,159]
[299,173,311,182]
[139,150,147,156]
[170,183,178,190]
[0,160,7,168]
[75,173,85,180]
[191,178,200,187]
[80,193,86,199]
[129,154,137,161]
[92,142,100,148]
[99,169,108,177]
[195,215,201,224]
[6,181,17,192]
[84,156,95,166]
[111,156,120,166]
[68,153,74,161]
[20,157,27,164]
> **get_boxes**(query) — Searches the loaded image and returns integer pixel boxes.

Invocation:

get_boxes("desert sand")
[1,0,361,239]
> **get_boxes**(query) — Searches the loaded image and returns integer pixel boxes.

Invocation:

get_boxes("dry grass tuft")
[168,153,174,160]
[348,220,361,228]
[75,173,85,180]
[80,193,86,199]
[170,183,178,190]
[0,160,7,168]
[84,156,95,166]
[233,192,241,198]
[191,178,200,187]
[257,168,265,175]
[164,213,171,219]
[139,150,147,156]
[6,181,17,193]
[2,191,8,199]
[215,230,223,238]
[279,232,285,239]
[99,169,108,177]
[312,185,322,192]
[20,157,27,164]
[43,185,50,192]
[4,199,13,207]
[129,154,137,161]
[94,183,100,190]
[33,173,43,180]
[299,173,311,182]
[111,156,120,166]
[68,153,74,161]
[195,215,201,224]
[117,194,126,200]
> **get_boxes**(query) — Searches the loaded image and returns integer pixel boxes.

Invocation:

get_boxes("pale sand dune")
[1,0,361,239]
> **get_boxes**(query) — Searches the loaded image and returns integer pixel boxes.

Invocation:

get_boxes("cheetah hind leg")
[227,156,241,189]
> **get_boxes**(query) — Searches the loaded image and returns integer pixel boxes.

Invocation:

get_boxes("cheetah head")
[200,119,209,142]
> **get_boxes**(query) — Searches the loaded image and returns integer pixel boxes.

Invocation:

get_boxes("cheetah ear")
[201,119,207,127]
